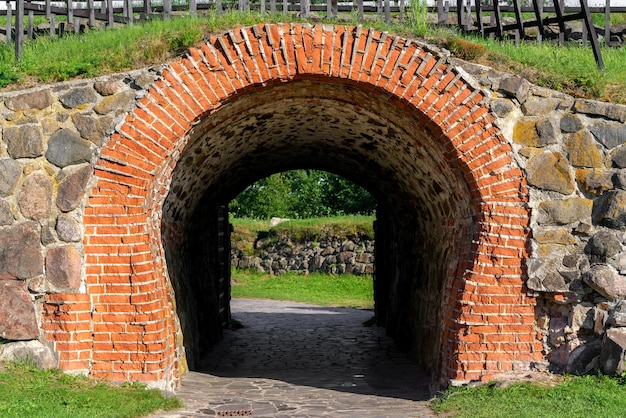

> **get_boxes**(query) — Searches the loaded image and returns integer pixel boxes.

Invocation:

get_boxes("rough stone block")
[56,214,81,242]
[0,280,38,340]
[589,121,626,150]
[18,172,52,221]
[560,113,583,133]
[94,90,135,115]
[5,89,53,111]
[522,97,560,116]
[46,245,82,291]
[601,327,626,374]
[94,79,122,96]
[611,145,626,168]
[567,339,602,375]
[576,169,613,196]
[0,199,14,226]
[594,190,626,229]
[565,131,603,168]
[0,221,44,280]
[56,164,92,212]
[585,231,622,263]
[0,159,21,197]
[0,340,56,370]
[72,113,114,146]
[526,151,575,194]
[3,124,44,159]
[45,129,93,168]
[498,75,530,103]
[59,86,98,109]
[582,264,626,300]
[538,198,593,225]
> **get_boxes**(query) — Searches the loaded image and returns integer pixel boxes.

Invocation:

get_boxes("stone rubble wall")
[0,70,158,365]
[456,58,626,376]
[232,238,375,276]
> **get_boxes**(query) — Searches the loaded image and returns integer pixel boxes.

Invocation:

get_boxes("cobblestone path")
[149,299,436,417]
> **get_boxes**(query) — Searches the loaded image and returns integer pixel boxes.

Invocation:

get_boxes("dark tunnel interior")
[160,79,476,376]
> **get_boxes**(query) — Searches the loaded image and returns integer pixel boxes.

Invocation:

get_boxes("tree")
[229,170,375,219]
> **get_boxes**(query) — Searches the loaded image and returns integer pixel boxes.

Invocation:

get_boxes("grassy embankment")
[230,215,375,308]
[0,9,625,102]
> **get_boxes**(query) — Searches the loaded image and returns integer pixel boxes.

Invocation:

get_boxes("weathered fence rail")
[1,0,624,68]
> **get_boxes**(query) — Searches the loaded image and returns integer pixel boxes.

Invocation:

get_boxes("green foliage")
[407,0,429,36]
[432,374,626,418]
[0,45,19,88]
[0,363,182,418]
[232,269,374,308]
[230,170,375,219]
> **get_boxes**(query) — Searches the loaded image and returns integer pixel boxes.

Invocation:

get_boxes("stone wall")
[232,238,375,276]
[456,60,626,375]
[0,70,158,371]
[1,23,626,386]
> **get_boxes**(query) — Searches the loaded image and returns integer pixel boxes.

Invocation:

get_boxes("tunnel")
[80,24,539,388]
[160,78,476,378]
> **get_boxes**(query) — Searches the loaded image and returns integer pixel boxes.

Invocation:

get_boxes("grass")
[439,34,626,101]
[0,362,182,418]
[231,215,375,256]
[231,269,374,309]
[0,10,624,102]
[432,374,626,418]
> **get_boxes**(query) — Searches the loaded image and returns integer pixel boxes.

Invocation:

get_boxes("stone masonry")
[232,238,375,276]
[0,23,625,389]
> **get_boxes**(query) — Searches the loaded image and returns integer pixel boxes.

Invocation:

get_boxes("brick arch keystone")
[41,24,542,389]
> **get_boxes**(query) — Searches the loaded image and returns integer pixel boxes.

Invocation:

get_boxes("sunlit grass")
[432,374,626,418]
[232,269,374,308]
[0,362,182,418]
[1,10,624,103]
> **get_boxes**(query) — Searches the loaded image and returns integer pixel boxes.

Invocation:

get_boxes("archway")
[82,24,541,389]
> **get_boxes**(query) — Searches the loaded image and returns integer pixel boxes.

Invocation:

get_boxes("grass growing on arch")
[231,269,374,309]
[431,374,626,418]
[0,362,182,418]
[0,10,625,102]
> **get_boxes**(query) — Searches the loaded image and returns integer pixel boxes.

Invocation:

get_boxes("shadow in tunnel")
[194,298,433,403]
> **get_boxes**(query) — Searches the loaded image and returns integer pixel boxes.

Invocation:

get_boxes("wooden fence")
[2,0,624,68]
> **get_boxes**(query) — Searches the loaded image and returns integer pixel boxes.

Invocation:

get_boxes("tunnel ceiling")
[162,79,475,231]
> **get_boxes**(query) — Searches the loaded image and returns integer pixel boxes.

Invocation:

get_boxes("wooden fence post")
[580,0,604,69]
[605,0,611,46]
[301,0,309,18]
[164,0,172,19]
[384,0,390,24]
[6,2,12,46]
[107,0,114,27]
[357,0,364,22]
[15,0,24,59]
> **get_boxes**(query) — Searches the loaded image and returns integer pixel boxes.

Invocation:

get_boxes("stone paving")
[149,299,436,417]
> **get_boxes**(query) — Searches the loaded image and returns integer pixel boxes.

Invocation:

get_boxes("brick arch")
[67,24,541,389]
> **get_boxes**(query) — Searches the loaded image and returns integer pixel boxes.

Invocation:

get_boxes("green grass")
[0,362,182,418]
[231,269,374,308]
[1,10,625,103]
[432,374,626,418]
[463,36,626,101]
